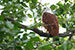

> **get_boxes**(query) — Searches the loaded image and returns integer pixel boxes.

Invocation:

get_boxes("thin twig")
[68,32,75,40]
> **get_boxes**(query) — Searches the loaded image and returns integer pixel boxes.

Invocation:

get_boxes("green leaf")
[31,0,37,3]
[27,14,32,18]
[57,1,64,9]
[74,0,75,4]
[29,3,36,9]
[55,8,64,15]
[72,4,75,12]
[25,0,30,3]
[6,21,14,29]
[3,0,9,3]
[32,37,40,42]
[26,40,33,50]
[64,0,68,2]
[39,45,52,50]
[0,32,6,38]
[16,46,22,50]
[50,4,57,10]
[38,41,59,49]
[0,16,5,20]
[13,22,20,29]
[63,41,67,50]
[20,2,28,7]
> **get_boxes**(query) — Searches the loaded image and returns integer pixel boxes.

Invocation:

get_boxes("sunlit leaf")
[50,4,57,10]
[27,14,32,18]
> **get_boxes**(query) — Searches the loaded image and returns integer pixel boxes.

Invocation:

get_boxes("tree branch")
[4,17,75,38]
[68,32,75,40]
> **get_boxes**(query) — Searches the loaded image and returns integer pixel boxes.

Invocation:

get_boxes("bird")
[42,11,59,42]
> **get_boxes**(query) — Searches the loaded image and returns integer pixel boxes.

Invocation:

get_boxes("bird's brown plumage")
[42,12,59,36]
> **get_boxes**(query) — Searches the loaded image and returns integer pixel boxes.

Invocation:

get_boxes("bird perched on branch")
[42,7,59,42]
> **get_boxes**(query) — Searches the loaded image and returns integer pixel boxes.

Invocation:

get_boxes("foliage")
[0,0,75,50]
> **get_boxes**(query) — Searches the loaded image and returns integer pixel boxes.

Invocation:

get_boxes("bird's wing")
[47,14,59,36]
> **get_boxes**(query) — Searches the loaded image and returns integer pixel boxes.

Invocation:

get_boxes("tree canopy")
[0,0,75,50]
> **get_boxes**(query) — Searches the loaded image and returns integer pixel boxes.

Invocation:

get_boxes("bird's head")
[42,11,50,24]
[43,7,52,17]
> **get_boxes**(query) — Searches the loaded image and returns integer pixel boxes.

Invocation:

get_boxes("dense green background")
[0,0,75,50]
